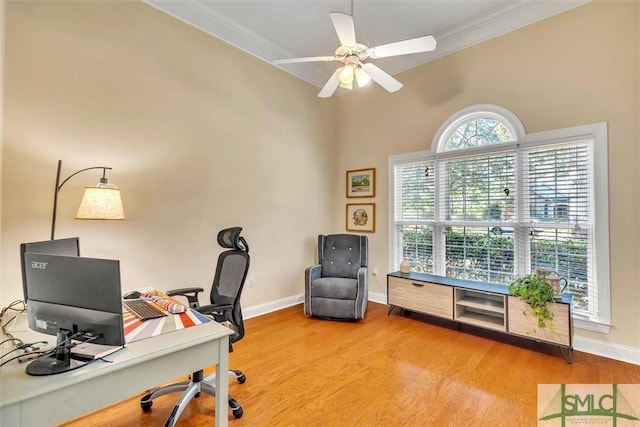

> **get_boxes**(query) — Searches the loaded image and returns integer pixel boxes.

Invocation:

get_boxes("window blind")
[393,160,435,273]
[436,151,517,283]
[518,141,594,314]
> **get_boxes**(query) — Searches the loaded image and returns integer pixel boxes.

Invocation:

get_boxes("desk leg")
[215,335,229,427]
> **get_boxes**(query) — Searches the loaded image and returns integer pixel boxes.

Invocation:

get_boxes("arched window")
[390,105,610,330]
[434,104,525,152]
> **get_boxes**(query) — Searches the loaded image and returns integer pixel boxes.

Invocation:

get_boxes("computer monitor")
[23,253,125,376]
[20,237,80,303]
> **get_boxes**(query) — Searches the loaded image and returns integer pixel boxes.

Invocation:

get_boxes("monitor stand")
[26,330,87,376]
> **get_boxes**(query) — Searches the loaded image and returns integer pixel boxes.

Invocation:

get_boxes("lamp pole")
[50,160,112,240]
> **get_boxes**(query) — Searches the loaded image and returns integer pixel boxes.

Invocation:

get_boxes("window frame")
[388,107,610,333]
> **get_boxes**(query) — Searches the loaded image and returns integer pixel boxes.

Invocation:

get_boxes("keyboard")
[123,299,168,321]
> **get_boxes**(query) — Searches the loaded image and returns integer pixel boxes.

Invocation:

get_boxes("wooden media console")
[387,271,574,363]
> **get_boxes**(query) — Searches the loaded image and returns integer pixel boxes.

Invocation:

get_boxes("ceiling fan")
[273,12,437,98]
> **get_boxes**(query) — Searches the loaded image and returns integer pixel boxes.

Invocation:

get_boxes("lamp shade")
[75,185,125,220]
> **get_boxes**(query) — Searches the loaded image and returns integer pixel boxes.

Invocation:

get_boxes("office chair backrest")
[318,234,368,279]
[212,227,250,344]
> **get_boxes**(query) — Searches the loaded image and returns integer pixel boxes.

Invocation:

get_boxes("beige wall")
[2,1,639,355]
[335,0,640,349]
[1,1,337,308]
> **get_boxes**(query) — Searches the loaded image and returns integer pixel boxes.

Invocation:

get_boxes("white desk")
[0,321,232,427]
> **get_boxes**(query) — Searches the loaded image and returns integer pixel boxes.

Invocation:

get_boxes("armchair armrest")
[357,267,367,285]
[305,264,322,283]
[304,264,322,316]
[355,266,368,320]
[166,287,205,309]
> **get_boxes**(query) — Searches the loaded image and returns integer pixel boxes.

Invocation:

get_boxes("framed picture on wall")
[346,203,375,233]
[346,168,376,198]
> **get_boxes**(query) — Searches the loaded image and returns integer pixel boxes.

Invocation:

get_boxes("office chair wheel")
[234,370,246,384]
[229,397,243,418]
[140,396,153,412]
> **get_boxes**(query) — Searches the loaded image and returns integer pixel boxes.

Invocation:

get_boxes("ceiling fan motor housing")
[344,54,361,69]
[335,43,369,62]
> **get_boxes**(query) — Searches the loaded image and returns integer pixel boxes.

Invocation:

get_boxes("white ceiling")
[144,0,590,91]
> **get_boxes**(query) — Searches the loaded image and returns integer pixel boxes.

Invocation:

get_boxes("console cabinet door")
[507,296,571,346]
[388,277,453,319]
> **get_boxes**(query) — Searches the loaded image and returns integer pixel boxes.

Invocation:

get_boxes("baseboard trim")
[573,335,640,366]
[243,293,640,366]
[243,292,388,319]
[368,291,387,305]
[243,294,304,320]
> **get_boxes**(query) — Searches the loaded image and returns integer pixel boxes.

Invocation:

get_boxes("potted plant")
[508,274,556,332]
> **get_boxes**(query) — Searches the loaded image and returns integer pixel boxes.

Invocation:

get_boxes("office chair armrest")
[166,287,205,309]
[196,303,235,325]
[196,303,234,316]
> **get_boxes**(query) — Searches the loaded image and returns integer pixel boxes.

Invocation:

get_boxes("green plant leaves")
[508,274,555,331]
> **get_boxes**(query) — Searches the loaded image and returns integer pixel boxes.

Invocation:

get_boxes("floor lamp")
[51,160,125,240]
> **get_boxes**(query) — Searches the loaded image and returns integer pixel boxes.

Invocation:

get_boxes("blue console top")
[387,271,573,305]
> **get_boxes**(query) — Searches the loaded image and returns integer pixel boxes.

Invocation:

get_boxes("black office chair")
[140,227,250,425]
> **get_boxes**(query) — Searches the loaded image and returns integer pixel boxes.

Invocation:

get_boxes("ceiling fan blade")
[273,55,337,64]
[318,68,342,98]
[368,35,437,58]
[361,63,403,93]
[330,12,356,47]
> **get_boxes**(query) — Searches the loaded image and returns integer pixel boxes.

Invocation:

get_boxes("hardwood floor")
[60,302,640,427]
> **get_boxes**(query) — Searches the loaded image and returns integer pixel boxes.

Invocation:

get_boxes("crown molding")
[144,0,592,89]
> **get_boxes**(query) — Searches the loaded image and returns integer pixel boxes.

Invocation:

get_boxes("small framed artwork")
[346,203,375,233]
[346,168,376,198]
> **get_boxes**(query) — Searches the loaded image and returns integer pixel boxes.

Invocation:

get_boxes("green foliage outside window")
[401,227,588,310]
[445,118,513,150]
[445,228,514,284]
[401,226,434,273]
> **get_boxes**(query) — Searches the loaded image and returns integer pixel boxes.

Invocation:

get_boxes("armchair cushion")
[320,234,366,278]
[309,277,358,299]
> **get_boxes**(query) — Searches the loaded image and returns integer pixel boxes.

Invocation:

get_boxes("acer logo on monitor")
[31,261,48,269]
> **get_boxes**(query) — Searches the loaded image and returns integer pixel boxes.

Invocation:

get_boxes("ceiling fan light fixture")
[339,79,353,90]
[355,68,371,87]
[338,65,355,86]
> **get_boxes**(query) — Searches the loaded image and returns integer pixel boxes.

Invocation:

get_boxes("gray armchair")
[304,234,368,320]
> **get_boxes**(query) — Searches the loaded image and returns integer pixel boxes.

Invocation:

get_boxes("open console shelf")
[454,289,505,331]
[387,271,573,363]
